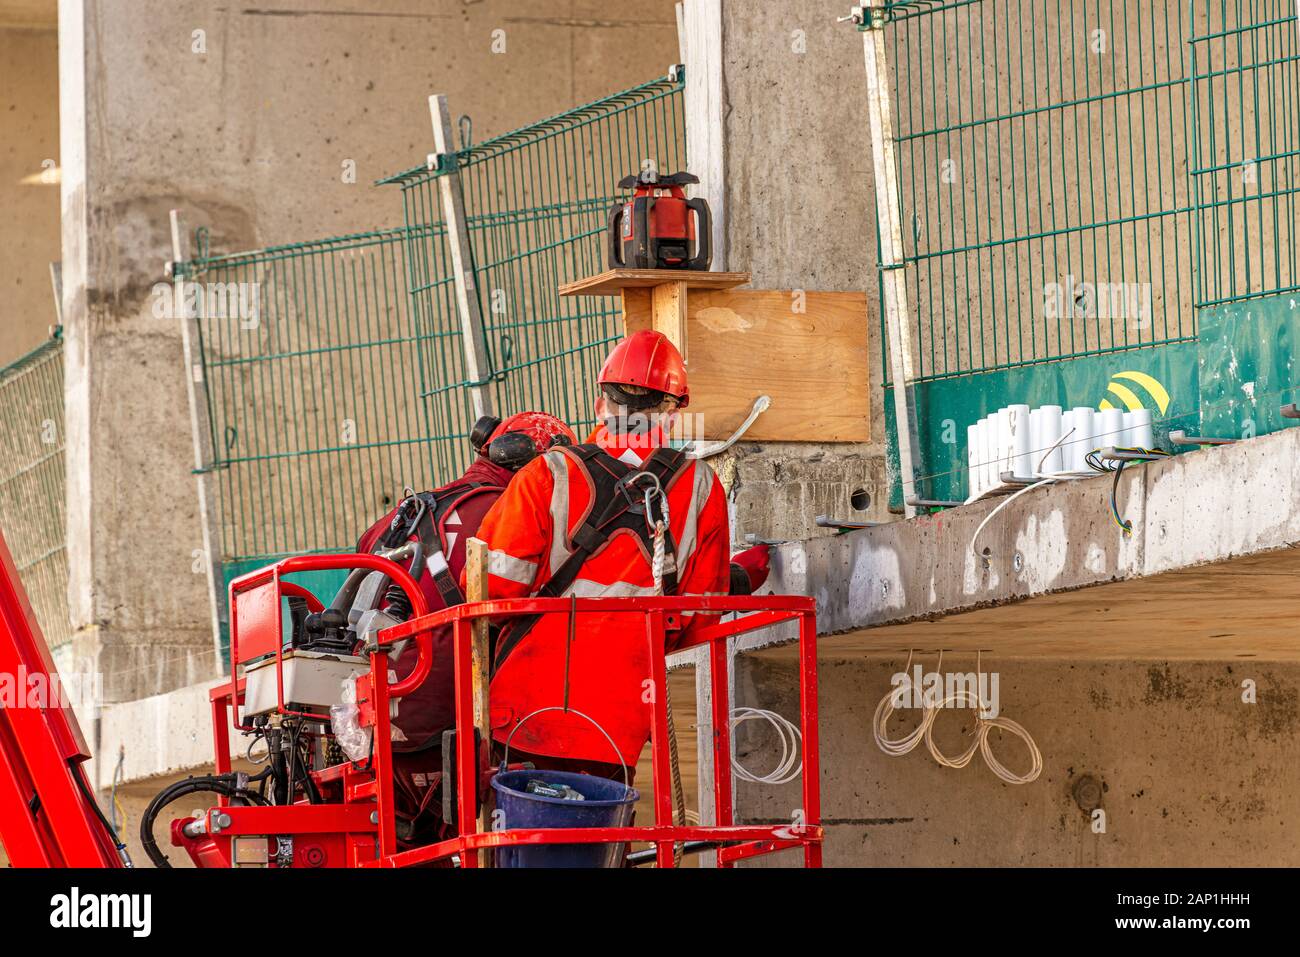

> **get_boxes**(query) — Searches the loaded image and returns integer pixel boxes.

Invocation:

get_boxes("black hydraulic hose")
[139,774,268,869]
[70,760,133,868]
[327,567,373,614]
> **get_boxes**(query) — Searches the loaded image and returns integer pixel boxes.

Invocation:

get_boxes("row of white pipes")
[966,404,1156,501]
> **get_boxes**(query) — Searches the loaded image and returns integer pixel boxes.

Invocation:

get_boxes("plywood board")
[685,289,870,442]
[558,268,751,297]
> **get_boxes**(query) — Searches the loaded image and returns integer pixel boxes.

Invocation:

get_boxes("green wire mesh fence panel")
[878,0,1199,384]
[0,336,71,649]
[385,72,686,436]
[175,227,455,569]
[1188,0,1300,310]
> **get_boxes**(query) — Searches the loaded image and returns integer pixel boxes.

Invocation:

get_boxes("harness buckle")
[615,469,662,515]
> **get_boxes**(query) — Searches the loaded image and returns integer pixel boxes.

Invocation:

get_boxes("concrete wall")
[0,24,60,365]
[58,0,683,710]
[703,0,891,541]
[736,653,1300,866]
[691,0,1300,867]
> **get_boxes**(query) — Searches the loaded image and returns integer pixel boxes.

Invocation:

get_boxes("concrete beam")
[748,426,1300,655]
[96,677,244,790]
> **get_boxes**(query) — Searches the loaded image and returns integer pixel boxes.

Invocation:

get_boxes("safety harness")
[493,442,691,671]
[379,481,502,612]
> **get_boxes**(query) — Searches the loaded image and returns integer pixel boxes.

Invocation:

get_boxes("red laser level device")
[607,166,712,270]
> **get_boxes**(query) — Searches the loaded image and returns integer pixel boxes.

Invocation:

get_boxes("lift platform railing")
[201,553,822,869]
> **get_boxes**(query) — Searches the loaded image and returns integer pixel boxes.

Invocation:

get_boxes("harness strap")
[493,444,690,672]
[382,482,497,608]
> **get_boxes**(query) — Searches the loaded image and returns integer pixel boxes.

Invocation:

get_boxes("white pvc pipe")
[1038,405,1064,474]
[1009,404,1032,478]
[1129,408,1154,450]
[1097,407,1124,450]
[1070,407,1095,471]
[967,423,982,499]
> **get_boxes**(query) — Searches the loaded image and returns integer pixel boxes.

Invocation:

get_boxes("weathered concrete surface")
[725,426,1300,865]
[0,25,60,365]
[57,0,683,711]
[734,654,1300,866]
[96,677,248,791]
[749,427,1300,647]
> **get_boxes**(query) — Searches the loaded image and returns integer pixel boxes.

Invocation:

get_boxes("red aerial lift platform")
[0,528,126,867]
[183,552,823,868]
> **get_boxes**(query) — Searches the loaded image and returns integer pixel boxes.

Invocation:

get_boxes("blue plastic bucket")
[490,769,639,868]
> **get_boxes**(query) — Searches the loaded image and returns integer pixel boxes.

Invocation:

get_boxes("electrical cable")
[871,651,1042,785]
[923,689,984,769]
[687,395,771,458]
[968,480,1055,560]
[730,707,803,785]
[872,649,938,755]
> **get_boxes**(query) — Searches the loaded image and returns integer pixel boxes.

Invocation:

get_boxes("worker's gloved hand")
[729,543,772,595]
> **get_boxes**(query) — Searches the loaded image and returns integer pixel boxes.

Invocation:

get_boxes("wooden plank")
[862,26,919,515]
[430,94,495,421]
[463,536,492,855]
[679,0,727,271]
[652,280,689,356]
[559,268,750,297]
[621,287,653,334]
[169,209,229,673]
[683,289,870,443]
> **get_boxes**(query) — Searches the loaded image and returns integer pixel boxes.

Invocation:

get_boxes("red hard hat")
[597,330,690,408]
[488,411,577,453]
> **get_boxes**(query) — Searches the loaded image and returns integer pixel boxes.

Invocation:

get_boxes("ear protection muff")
[469,415,502,455]
[487,431,537,471]
[487,430,573,471]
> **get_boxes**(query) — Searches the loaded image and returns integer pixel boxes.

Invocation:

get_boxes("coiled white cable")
[923,689,983,769]
[730,707,802,785]
[872,651,1042,784]
[979,715,1043,785]
[873,650,938,756]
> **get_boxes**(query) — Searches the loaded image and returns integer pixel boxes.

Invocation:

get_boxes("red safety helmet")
[471,411,577,471]
[598,330,690,409]
[489,411,576,450]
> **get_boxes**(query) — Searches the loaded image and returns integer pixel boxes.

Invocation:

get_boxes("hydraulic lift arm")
[0,527,126,867]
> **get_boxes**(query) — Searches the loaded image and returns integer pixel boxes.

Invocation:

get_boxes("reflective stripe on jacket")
[472,424,731,765]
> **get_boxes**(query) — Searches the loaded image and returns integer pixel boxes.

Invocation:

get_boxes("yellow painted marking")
[1112,370,1171,413]
[1105,381,1145,412]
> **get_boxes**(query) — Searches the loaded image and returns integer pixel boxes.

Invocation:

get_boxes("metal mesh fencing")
[1188,0,1300,310]
[0,335,71,649]
[879,0,1200,383]
[176,73,685,572]
[174,227,452,569]
[875,0,1300,384]
[383,72,686,436]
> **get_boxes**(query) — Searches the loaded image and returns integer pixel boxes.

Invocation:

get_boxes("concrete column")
[685,0,888,543]
[52,0,683,781]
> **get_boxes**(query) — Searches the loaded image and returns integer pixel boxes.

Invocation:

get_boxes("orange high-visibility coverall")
[471,423,731,767]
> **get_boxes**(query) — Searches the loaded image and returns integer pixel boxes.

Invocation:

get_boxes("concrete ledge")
[97,677,237,789]
[753,426,1300,649]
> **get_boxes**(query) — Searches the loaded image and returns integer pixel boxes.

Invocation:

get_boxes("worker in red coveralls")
[473,330,768,784]
[353,411,577,847]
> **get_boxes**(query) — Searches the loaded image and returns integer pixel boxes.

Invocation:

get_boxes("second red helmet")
[598,330,690,408]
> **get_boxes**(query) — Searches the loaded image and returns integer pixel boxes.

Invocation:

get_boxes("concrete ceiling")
[0,0,55,29]
[755,548,1300,662]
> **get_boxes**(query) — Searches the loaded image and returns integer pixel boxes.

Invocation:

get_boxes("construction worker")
[473,330,742,781]
[354,411,577,844]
